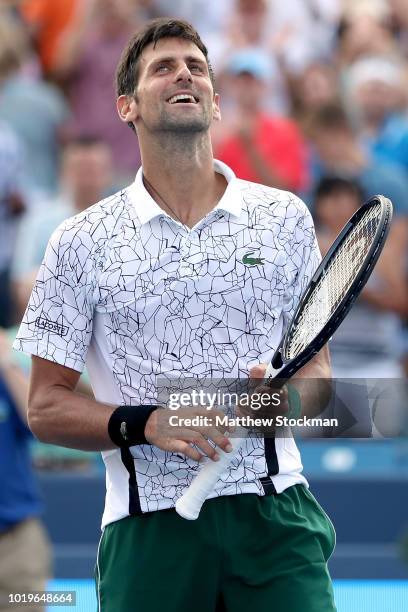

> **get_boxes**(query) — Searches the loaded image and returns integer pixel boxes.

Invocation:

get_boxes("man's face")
[355,80,400,123]
[312,129,350,165]
[62,145,113,199]
[299,64,337,110]
[230,72,265,112]
[124,37,220,135]
[316,192,360,233]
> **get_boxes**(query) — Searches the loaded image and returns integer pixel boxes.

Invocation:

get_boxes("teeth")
[168,94,197,104]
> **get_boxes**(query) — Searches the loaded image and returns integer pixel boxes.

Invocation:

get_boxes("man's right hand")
[144,407,233,462]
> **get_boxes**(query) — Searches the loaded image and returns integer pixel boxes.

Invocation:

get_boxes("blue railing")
[47,579,408,612]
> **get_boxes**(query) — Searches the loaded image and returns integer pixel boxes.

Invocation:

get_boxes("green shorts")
[96,485,336,612]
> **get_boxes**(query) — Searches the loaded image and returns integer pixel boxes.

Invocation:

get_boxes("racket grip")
[175,434,247,520]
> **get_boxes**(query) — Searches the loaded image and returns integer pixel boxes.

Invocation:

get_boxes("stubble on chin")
[152,100,213,134]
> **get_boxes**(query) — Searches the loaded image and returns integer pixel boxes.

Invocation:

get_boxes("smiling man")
[14,18,335,612]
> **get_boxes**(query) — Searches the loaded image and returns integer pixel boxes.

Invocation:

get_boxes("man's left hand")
[236,363,291,427]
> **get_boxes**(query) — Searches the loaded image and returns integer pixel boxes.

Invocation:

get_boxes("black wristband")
[108,405,159,448]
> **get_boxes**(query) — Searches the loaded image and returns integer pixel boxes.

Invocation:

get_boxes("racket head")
[277,195,393,377]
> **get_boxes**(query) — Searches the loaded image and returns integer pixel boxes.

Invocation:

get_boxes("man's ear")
[212,92,221,122]
[117,94,138,126]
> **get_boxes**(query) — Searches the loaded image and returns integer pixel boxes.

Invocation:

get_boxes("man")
[11,136,113,317]
[313,176,407,377]
[0,121,25,328]
[0,330,51,612]
[305,102,408,216]
[0,10,69,196]
[52,0,142,183]
[215,49,309,193]
[14,19,335,612]
[345,56,408,174]
[19,0,80,77]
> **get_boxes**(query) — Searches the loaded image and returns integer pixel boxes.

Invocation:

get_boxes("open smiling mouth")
[167,94,199,105]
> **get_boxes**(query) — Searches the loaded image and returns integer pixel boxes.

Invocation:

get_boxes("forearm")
[246,347,332,422]
[290,370,332,419]
[289,347,332,418]
[28,386,116,451]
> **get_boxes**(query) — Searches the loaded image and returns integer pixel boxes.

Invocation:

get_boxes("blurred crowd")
[0,0,407,475]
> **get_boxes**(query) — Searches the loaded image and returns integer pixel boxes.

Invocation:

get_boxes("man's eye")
[190,65,204,73]
[156,65,170,72]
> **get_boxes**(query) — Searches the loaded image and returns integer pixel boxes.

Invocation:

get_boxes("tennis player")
[14,18,336,612]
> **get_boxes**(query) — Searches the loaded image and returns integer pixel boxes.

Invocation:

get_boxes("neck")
[139,131,226,227]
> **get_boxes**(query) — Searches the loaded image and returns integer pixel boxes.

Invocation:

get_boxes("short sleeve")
[13,220,97,372]
[281,196,321,330]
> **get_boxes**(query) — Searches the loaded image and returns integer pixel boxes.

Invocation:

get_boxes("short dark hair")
[115,18,215,131]
[315,176,365,203]
[64,135,108,150]
[305,103,352,136]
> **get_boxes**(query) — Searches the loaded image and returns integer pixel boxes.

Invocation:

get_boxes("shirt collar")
[128,159,242,225]
[212,159,242,218]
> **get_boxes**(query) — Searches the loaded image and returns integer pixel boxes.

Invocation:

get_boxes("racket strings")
[286,204,382,359]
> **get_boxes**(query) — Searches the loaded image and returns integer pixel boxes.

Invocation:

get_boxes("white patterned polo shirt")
[14,160,321,527]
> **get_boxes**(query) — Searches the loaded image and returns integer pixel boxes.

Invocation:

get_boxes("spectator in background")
[215,49,309,193]
[313,176,407,378]
[18,0,80,78]
[0,329,51,612]
[0,10,70,196]
[305,103,408,216]
[148,0,231,40]
[344,56,408,174]
[291,61,339,126]
[264,0,341,75]
[11,136,114,317]
[0,122,25,328]
[389,0,408,57]
[336,1,398,68]
[207,0,290,114]
[52,0,142,184]
[208,0,341,115]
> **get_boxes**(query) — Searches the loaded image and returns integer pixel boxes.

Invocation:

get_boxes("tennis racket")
[175,194,393,520]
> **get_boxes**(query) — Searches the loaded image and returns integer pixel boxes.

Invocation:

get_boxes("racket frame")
[270,195,393,380]
[175,194,393,520]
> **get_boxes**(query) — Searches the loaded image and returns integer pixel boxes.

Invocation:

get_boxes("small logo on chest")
[242,252,265,266]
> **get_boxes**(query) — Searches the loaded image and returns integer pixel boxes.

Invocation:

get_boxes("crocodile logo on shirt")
[242,252,265,266]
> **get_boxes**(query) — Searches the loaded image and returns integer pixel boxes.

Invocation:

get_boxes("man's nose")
[174,63,193,82]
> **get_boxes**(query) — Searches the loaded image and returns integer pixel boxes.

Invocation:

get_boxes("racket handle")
[175,434,247,520]
[175,364,277,520]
